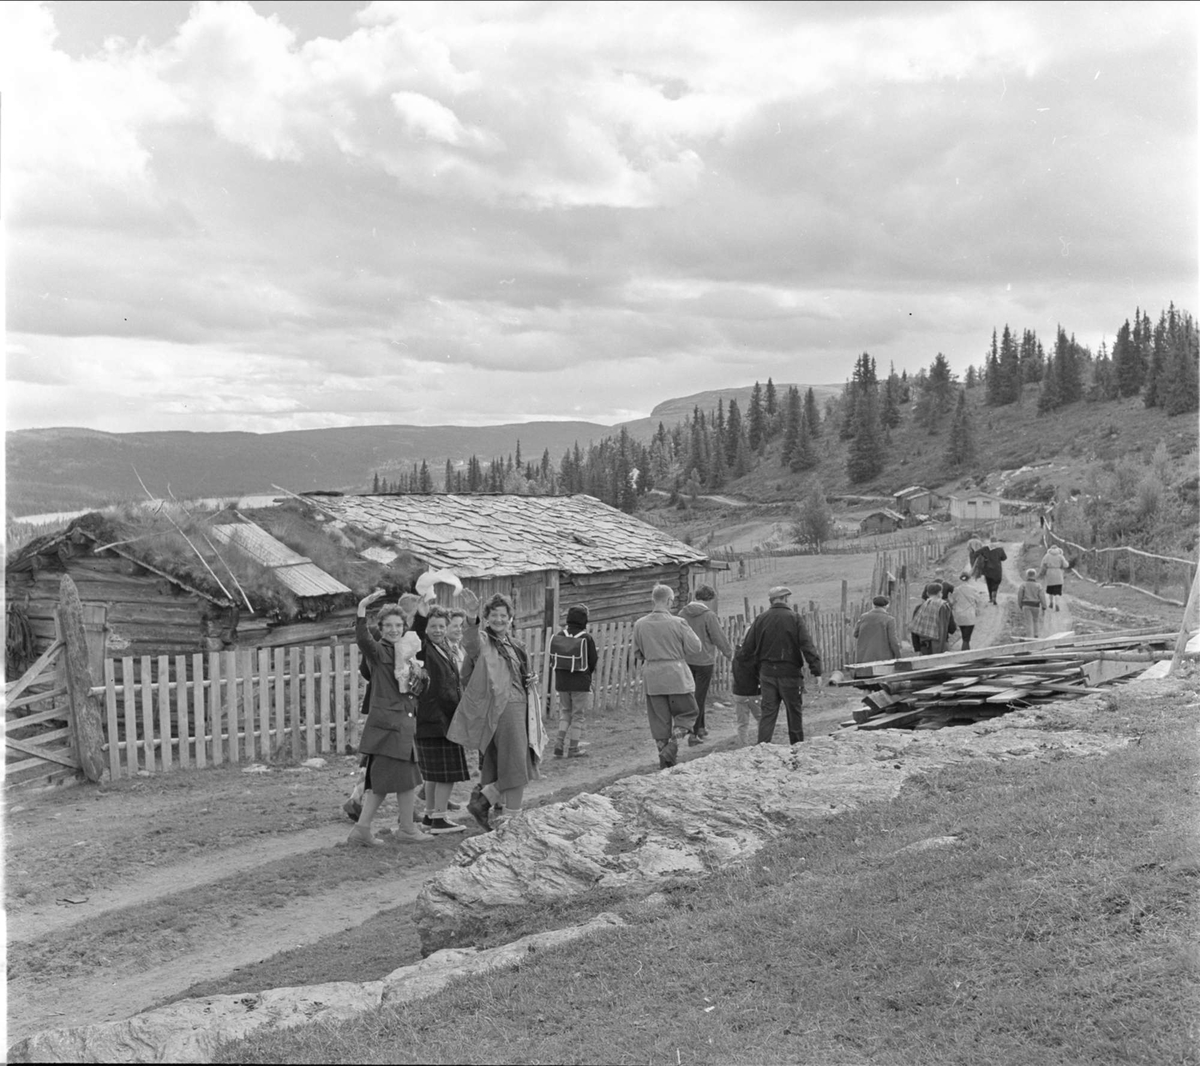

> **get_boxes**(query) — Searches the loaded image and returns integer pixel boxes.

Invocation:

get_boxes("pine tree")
[999,325,1021,403]
[372,471,381,493]
[882,363,902,428]
[725,400,744,466]
[1164,310,1200,416]
[944,390,976,469]
[965,365,977,389]
[838,380,858,441]
[1037,354,1062,413]
[1091,340,1117,401]
[918,353,955,429]
[1144,310,1169,408]
[847,387,885,483]
[804,387,821,437]
[1054,325,1083,404]
[747,381,766,453]
[1112,319,1143,397]
[781,386,801,467]
[418,461,433,493]
[443,460,453,492]
[790,408,817,471]
[984,329,1002,405]
[764,378,778,435]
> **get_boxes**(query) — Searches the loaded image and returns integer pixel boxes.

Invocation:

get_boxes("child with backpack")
[550,604,598,758]
[1017,568,1048,637]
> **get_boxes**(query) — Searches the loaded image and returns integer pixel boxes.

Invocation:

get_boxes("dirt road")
[5,688,856,1045]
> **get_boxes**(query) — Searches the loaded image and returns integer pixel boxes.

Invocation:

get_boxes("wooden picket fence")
[93,608,861,781]
[1044,530,1196,607]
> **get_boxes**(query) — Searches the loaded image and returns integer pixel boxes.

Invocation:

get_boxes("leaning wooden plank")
[4,641,65,704]
[984,689,1036,703]
[1025,682,1107,696]
[858,708,924,729]
[848,629,1176,679]
[4,736,81,769]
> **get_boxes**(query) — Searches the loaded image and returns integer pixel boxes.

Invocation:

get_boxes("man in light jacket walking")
[677,584,733,744]
[633,584,703,768]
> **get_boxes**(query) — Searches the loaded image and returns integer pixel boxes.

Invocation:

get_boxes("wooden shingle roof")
[318,494,708,579]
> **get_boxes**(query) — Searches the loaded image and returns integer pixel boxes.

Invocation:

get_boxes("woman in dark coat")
[348,590,432,848]
[413,605,469,835]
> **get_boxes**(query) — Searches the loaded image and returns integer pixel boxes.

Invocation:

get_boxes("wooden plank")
[208,652,223,766]
[289,646,301,762]
[9,703,72,729]
[6,686,69,712]
[334,644,346,756]
[259,648,272,758]
[192,653,206,770]
[320,646,333,754]
[273,647,286,759]
[241,649,255,762]
[858,708,924,730]
[9,725,74,746]
[121,657,137,774]
[347,646,359,750]
[140,655,156,772]
[157,655,173,772]
[175,655,190,770]
[4,641,65,703]
[4,735,80,769]
[305,645,317,757]
[223,650,239,764]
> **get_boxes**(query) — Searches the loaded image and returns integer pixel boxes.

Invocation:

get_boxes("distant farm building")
[859,509,906,535]
[893,486,939,515]
[315,493,710,629]
[947,492,1004,524]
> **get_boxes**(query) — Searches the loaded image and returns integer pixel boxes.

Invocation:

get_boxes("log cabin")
[4,506,413,671]
[311,492,710,629]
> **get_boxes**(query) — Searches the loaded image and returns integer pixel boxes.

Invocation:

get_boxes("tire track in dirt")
[7,874,429,1044]
[7,827,343,945]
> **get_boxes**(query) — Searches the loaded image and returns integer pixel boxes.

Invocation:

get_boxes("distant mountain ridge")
[7,384,841,517]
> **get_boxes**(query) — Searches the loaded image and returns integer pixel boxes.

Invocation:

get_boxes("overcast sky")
[4,0,1196,434]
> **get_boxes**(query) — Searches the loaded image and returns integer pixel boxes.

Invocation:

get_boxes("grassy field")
[217,678,1200,1066]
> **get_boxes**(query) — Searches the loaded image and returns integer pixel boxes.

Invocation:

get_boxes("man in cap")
[632,583,703,768]
[853,595,900,663]
[735,586,822,745]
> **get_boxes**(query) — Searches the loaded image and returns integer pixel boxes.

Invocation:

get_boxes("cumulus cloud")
[4,0,1196,433]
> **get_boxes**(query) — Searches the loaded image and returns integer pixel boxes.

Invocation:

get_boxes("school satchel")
[549,629,589,672]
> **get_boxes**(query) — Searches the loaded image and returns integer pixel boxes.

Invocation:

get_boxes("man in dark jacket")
[736,586,822,745]
[677,584,733,743]
[973,536,1007,605]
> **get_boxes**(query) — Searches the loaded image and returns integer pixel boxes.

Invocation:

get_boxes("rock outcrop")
[415,704,1126,953]
[8,913,625,1064]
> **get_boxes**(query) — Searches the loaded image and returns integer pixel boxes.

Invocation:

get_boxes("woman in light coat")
[449,590,546,831]
[949,573,984,651]
[1039,545,1068,612]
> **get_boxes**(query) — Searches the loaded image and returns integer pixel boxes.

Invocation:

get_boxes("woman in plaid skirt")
[413,605,470,834]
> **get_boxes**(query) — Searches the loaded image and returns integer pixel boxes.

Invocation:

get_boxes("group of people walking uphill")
[348,573,830,842]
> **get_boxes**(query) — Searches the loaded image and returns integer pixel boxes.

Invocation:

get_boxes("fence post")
[56,575,106,782]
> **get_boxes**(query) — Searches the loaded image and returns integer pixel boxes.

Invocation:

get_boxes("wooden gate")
[4,576,106,790]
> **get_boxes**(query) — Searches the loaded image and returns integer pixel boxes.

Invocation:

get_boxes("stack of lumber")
[830,629,1176,732]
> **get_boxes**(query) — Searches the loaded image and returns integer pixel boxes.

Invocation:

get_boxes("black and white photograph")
[4,2,1198,1063]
